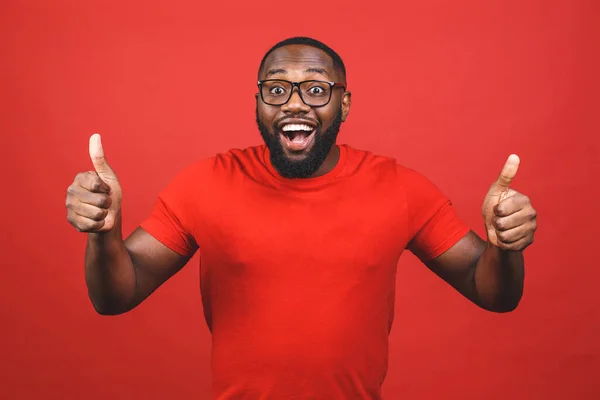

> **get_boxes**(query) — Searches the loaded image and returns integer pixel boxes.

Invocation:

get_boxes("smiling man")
[66,37,538,399]
[255,42,349,179]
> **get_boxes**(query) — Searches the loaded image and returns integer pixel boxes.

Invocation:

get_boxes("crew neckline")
[262,144,348,190]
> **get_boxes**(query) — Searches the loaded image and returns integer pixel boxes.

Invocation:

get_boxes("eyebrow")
[264,67,331,78]
[265,68,287,77]
[305,68,330,78]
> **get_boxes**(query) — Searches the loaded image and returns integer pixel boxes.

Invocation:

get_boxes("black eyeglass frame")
[257,79,346,107]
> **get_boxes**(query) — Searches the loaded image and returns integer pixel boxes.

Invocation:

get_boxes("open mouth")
[279,123,316,152]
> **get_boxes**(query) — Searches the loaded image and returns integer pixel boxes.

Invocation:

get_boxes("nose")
[281,87,311,114]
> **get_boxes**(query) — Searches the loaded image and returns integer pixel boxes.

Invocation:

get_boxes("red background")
[1,0,598,399]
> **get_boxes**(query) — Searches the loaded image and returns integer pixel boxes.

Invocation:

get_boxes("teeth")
[282,124,313,132]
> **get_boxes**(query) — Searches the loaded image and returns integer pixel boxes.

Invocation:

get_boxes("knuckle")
[66,193,79,207]
[495,218,506,230]
[91,208,101,220]
[94,208,108,220]
[70,217,89,232]
[76,172,92,183]
[98,195,111,208]
[92,178,107,192]
[529,209,537,219]
[82,219,101,232]
[104,195,113,208]
[88,194,103,208]
[71,221,85,232]
[497,230,510,242]
[94,219,107,231]
[67,185,78,197]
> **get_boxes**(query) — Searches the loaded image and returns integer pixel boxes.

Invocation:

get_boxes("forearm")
[84,213,137,315]
[472,244,524,312]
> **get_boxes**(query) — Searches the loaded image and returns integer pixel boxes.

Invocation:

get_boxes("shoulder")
[344,147,453,221]
[176,145,265,177]
[341,144,432,187]
[165,145,267,191]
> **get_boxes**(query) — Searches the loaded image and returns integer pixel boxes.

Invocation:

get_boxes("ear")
[341,91,352,122]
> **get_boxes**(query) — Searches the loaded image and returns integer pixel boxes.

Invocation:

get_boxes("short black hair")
[258,36,347,82]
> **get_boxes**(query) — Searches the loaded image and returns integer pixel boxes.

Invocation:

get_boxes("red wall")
[1,0,598,399]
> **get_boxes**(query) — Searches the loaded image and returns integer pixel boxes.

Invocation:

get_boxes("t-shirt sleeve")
[405,169,471,261]
[139,166,200,257]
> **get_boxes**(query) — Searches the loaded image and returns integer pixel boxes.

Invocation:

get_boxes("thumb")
[492,154,520,190]
[89,133,116,177]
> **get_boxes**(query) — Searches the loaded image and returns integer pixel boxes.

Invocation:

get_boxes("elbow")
[472,279,524,313]
[488,303,519,313]
[93,306,125,316]
[88,293,130,316]
[481,295,523,313]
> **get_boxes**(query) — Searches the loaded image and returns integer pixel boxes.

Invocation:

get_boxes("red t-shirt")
[140,144,470,399]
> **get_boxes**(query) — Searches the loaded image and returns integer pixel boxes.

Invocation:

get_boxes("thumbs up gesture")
[66,134,122,233]
[482,154,537,251]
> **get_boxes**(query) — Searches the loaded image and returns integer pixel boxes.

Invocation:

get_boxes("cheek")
[315,108,335,128]
[257,103,277,123]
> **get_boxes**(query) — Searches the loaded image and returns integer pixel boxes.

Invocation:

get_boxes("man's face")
[256,44,351,178]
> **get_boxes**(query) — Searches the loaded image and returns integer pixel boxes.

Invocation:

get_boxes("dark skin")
[256,45,352,176]
[66,44,536,315]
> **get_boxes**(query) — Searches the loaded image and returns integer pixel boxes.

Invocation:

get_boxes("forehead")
[260,44,337,80]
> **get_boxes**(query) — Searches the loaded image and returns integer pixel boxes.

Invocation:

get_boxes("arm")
[425,231,524,312]
[423,154,536,312]
[67,134,196,315]
[85,214,190,315]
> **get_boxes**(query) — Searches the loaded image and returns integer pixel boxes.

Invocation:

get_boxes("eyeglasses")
[257,79,346,107]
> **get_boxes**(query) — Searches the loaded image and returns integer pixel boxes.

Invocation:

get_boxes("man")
[66,37,537,399]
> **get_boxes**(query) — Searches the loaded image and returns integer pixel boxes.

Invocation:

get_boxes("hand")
[482,154,537,251]
[66,133,123,233]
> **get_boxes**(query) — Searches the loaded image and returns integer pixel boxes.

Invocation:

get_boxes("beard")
[256,107,343,179]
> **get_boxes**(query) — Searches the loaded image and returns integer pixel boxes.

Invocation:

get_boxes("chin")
[279,141,314,160]
[256,108,343,179]
[283,153,310,163]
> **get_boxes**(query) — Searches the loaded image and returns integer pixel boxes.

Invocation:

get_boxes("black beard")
[256,108,343,179]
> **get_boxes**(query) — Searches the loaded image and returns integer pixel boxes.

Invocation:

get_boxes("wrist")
[88,212,123,244]
[483,241,523,266]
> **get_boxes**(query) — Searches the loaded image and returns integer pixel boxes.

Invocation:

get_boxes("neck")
[310,144,340,177]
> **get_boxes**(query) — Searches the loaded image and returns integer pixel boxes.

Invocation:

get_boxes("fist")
[482,154,537,251]
[66,134,122,233]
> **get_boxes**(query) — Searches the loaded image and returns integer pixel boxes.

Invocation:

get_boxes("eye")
[270,86,286,95]
[303,82,330,96]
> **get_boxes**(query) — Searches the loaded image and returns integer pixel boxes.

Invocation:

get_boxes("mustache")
[272,116,320,130]
[254,104,321,131]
